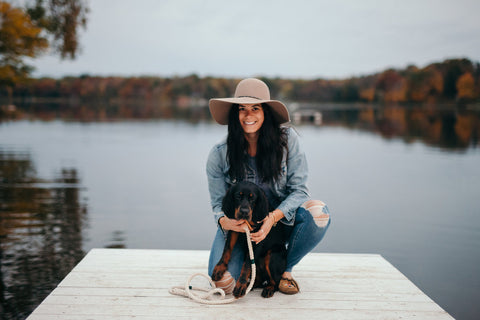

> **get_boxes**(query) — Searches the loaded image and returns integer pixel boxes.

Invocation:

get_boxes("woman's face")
[238,104,264,135]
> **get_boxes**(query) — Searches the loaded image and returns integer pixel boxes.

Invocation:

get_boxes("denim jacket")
[206,127,310,227]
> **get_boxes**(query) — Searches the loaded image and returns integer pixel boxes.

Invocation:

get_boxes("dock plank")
[26,249,454,320]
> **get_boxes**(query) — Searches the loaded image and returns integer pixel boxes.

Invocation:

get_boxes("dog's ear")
[253,189,269,222]
[222,185,236,219]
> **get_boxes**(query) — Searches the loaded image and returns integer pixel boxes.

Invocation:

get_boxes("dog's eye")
[249,193,253,198]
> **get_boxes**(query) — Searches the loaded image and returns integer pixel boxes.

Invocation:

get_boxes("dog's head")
[222,181,269,226]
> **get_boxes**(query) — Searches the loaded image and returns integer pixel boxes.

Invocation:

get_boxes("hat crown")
[234,78,270,101]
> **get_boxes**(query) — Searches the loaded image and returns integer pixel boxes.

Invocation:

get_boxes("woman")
[206,78,330,295]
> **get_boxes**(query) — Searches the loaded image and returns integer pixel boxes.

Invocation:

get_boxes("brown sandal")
[279,277,300,294]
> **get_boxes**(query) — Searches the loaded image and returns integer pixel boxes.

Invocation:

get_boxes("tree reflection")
[313,106,480,151]
[3,102,480,151]
[0,150,87,320]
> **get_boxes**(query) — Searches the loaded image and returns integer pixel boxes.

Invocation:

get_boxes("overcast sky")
[24,0,480,79]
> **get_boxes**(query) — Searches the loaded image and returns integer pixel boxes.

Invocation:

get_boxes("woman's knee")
[301,200,331,228]
[285,202,331,270]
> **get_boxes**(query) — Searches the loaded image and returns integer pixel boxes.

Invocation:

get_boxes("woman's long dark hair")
[227,103,288,184]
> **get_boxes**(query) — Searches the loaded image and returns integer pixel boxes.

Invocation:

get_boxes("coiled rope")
[168,227,256,304]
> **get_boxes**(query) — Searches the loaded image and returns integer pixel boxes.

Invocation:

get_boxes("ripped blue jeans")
[208,204,331,279]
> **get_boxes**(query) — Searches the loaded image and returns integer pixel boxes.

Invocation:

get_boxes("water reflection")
[3,102,479,151]
[105,230,127,249]
[0,149,87,320]
[1,101,212,123]
[295,105,480,151]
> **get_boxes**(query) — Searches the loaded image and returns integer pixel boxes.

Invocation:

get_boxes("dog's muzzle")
[237,205,251,220]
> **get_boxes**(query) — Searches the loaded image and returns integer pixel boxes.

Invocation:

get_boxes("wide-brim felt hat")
[209,78,290,125]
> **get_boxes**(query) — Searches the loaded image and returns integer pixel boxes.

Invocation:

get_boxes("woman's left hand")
[250,213,275,244]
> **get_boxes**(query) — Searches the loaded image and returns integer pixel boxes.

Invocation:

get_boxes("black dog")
[211,181,288,298]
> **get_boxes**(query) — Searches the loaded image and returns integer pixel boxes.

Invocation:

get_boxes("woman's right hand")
[219,216,249,233]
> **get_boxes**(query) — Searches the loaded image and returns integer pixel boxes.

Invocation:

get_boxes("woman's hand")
[251,214,275,244]
[219,216,250,233]
[251,209,284,244]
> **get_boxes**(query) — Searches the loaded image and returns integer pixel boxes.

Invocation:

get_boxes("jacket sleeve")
[206,144,228,226]
[276,128,310,222]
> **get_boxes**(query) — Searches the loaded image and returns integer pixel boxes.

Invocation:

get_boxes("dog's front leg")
[212,231,239,281]
[233,258,252,298]
[261,250,276,298]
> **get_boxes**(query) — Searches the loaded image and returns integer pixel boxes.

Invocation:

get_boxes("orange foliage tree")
[0,1,48,94]
[456,72,475,101]
[0,0,88,102]
[407,65,443,102]
[376,69,407,102]
[4,59,480,107]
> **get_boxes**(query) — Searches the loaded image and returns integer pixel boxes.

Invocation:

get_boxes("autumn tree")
[26,0,88,59]
[0,1,48,98]
[456,72,475,101]
[406,65,443,102]
[355,75,376,102]
[440,59,474,99]
[0,0,88,101]
[376,69,407,102]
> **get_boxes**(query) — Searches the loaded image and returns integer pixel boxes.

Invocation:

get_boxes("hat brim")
[209,97,290,125]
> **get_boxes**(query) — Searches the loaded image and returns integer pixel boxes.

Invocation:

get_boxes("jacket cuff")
[276,204,297,226]
[214,211,225,228]
[277,203,294,221]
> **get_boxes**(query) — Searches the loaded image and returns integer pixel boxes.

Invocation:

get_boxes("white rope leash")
[169,227,256,304]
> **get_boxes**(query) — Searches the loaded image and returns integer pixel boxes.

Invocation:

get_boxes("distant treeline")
[2,58,480,106]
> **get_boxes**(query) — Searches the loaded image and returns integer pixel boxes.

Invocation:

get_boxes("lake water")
[1,106,479,319]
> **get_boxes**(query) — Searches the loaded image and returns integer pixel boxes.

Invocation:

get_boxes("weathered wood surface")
[27,249,454,319]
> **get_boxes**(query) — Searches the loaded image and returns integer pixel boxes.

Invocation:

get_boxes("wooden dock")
[27,249,453,319]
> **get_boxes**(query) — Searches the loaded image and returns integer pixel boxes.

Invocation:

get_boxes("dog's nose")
[239,206,250,219]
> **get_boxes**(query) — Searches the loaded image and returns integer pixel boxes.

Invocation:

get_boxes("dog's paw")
[211,264,227,281]
[233,280,248,298]
[261,285,275,298]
